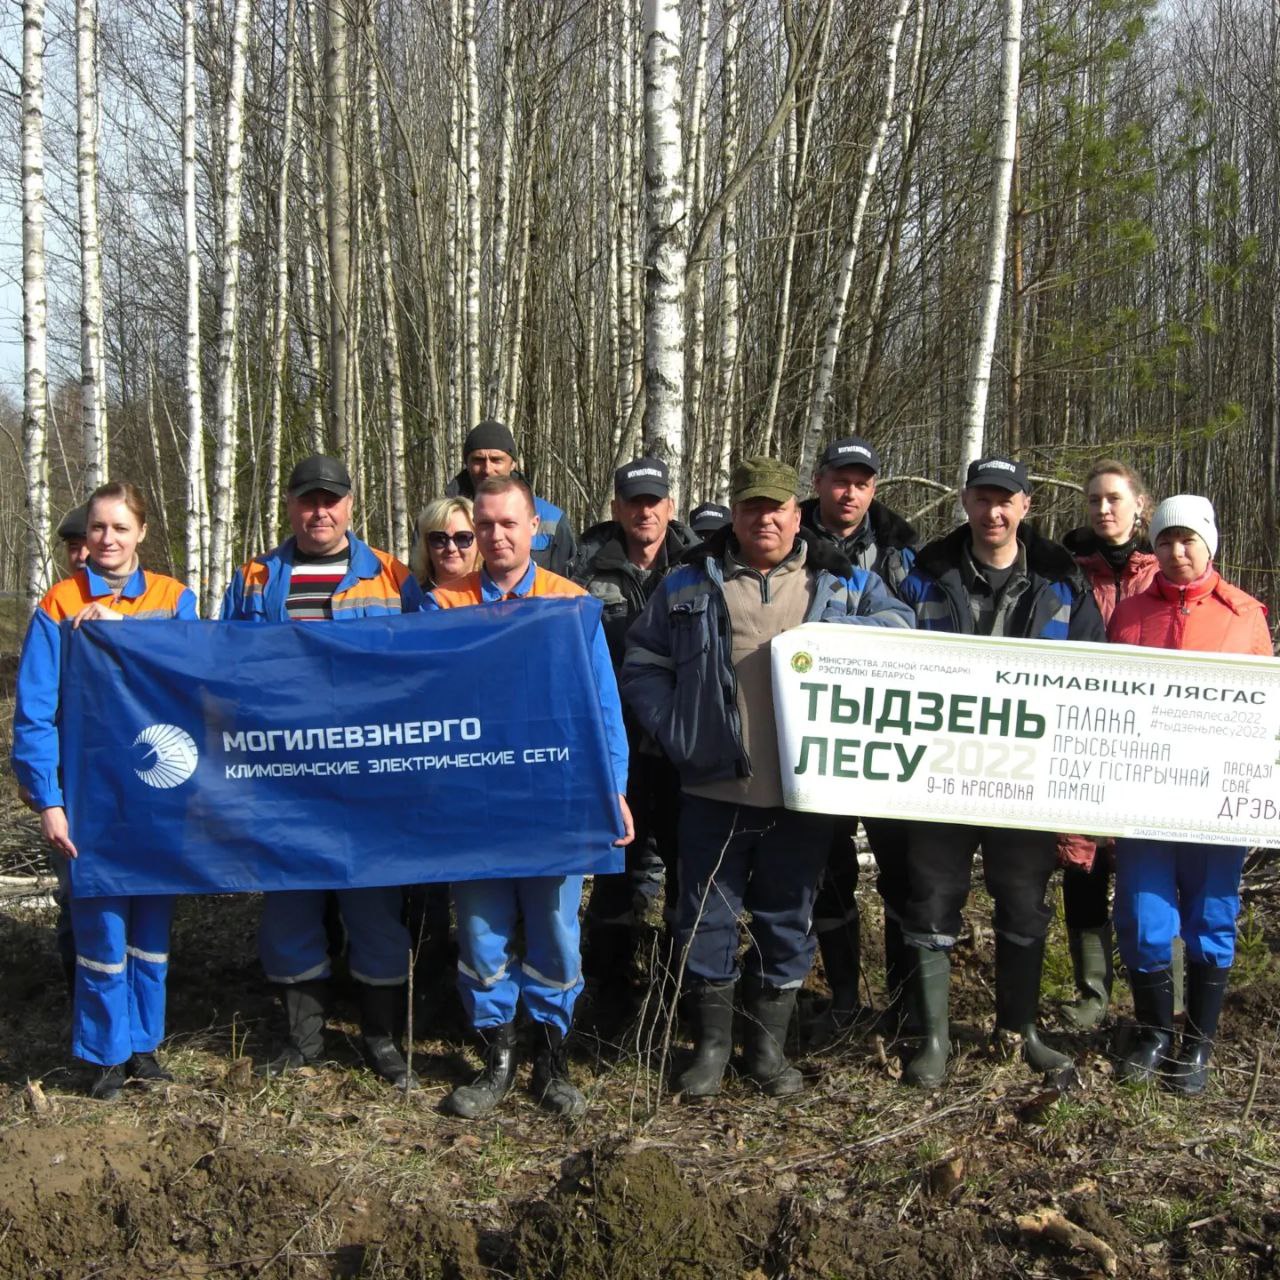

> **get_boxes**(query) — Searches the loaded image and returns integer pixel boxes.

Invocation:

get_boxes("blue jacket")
[445,469,576,577]
[13,565,199,811]
[620,529,914,788]
[422,561,629,795]
[219,534,423,621]
[898,524,1105,642]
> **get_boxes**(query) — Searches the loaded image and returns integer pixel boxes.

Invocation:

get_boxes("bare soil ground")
[0,749,1277,1276]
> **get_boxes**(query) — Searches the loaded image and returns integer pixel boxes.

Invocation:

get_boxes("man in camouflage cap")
[621,456,913,1099]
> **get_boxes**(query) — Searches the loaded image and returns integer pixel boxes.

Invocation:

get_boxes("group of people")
[10,419,1272,1114]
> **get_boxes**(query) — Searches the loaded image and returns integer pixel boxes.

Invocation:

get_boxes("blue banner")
[61,598,624,897]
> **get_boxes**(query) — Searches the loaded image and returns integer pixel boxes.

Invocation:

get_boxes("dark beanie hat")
[462,420,517,459]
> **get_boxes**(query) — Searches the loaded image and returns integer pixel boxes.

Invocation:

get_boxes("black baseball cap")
[615,456,670,500]
[965,455,1029,494]
[689,502,730,534]
[287,455,352,498]
[818,437,881,474]
[57,502,89,541]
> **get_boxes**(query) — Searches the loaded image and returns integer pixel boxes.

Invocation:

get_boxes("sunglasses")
[426,530,476,551]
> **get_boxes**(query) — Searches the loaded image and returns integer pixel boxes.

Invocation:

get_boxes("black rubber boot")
[359,982,417,1089]
[529,1023,586,1118]
[740,976,803,1097]
[442,1023,518,1118]
[811,916,871,1043]
[90,1063,127,1101]
[1062,925,1113,1030]
[903,946,951,1088]
[1166,963,1230,1096]
[264,980,329,1076]
[881,916,919,1035]
[1116,967,1174,1083]
[127,1052,173,1082]
[994,935,1074,1076]
[674,981,735,1097]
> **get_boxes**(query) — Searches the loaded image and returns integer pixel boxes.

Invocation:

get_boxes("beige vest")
[685,545,815,809]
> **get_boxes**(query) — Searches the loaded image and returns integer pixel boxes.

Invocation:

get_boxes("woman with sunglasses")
[411,497,481,590]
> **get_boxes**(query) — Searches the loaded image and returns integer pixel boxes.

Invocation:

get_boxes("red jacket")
[1063,528,1159,625]
[1107,570,1272,656]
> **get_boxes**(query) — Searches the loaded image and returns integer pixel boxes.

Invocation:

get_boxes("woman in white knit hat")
[1106,494,1273,1094]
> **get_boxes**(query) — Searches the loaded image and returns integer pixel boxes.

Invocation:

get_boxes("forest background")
[1,0,1278,625]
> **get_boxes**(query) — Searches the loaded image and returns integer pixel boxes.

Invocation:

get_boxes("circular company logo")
[132,724,199,789]
[791,651,813,674]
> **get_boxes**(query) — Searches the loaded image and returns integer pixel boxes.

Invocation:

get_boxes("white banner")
[771,624,1280,848]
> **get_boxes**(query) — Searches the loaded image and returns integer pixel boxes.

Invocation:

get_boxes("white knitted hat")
[1149,494,1218,559]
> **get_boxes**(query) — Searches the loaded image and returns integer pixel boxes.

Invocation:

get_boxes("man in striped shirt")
[221,455,421,1089]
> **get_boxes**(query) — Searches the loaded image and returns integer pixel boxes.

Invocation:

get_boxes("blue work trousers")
[1114,839,1246,972]
[453,875,585,1034]
[677,796,832,988]
[71,893,175,1067]
[259,887,410,986]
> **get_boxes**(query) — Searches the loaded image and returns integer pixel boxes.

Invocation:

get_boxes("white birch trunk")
[487,0,514,412]
[325,0,352,457]
[206,0,253,613]
[265,0,298,549]
[641,0,686,512]
[960,0,1023,484]
[462,0,482,428]
[712,0,742,504]
[366,27,409,562]
[799,0,912,478]
[77,0,108,489]
[22,0,50,609]
[617,0,638,432]
[681,0,710,501]
[182,0,206,593]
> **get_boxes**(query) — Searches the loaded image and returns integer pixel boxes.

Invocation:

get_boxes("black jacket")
[798,497,918,595]
[570,519,700,669]
[900,523,1105,642]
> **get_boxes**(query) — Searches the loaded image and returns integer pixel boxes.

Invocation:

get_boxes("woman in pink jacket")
[1108,495,1273,1094]
[1059,461,1159,1029]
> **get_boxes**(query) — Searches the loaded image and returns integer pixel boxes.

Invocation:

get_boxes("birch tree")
[800,0,913,478]
[207,0,253,612]
[182,0,206,594]
[366,22,409,561]
[77,0,108,488]
[462,0,481,427]
[325,0,353,456]
[22,0,51,609]
[265,0,298,547]
[640,0,686,510]
[959,0,1023,482]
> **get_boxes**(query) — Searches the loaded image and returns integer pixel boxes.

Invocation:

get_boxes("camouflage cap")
[730,456,799,505]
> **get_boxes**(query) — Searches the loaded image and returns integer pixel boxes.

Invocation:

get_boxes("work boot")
[358,982,417,1089]
[994,935,1074,1077]
[811,917,872,1043]
[264,980,329,1076]
[1166,963,1230,1096]
[127,1051,173,1082]
[529,1023,586,1118]
[1115,967,1174,1084]
[674,981,735,1097]
[1062,925,1114,1030]
[442,1022,517,1118]
[903,946,951,1088]
[880,916,919,1036]
[740,976,803,1097]
[90,1063,128,1101]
